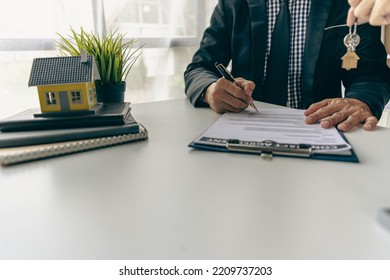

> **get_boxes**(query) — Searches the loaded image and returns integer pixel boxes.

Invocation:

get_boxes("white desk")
[1,98,390,259]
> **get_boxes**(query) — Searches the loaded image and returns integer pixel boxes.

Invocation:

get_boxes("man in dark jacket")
[184,0,390,131]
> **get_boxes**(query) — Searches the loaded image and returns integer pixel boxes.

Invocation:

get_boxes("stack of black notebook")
[0,102,148,166]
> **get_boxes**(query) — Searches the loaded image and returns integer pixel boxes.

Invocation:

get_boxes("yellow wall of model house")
[37,82,97,113]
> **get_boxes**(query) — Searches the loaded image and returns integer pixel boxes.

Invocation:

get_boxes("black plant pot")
[96,81,126,103]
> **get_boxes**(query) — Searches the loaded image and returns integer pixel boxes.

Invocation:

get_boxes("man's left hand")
[348,0,390,26]
[304,98,378,131]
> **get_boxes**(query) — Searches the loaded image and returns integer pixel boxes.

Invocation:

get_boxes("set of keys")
[341,22,360,70]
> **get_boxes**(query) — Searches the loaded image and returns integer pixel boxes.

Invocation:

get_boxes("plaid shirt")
[265,0,311,108]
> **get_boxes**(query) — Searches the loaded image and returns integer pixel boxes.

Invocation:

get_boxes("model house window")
[71,91,82,104]
[45,92,57,105]
[89,88,97,102]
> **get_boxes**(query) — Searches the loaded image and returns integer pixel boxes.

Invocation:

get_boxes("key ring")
[344,22,360,49]
[349,22,357,35]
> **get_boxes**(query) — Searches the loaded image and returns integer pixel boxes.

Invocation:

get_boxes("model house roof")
[28,55,100,86]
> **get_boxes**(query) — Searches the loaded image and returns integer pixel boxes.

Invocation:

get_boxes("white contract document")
[192,108,353,156]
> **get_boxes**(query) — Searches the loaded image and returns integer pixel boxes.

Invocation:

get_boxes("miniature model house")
[28,52,100,113]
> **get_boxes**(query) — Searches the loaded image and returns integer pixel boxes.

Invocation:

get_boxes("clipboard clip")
[226,139,312,159]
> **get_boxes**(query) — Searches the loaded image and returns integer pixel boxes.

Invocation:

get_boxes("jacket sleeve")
[346,82,390,119]
[184,0,233,107]
[341,24,390,119]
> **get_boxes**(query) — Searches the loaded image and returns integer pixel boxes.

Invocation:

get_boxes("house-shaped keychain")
[28,50,101,116]
[341,51,360,70]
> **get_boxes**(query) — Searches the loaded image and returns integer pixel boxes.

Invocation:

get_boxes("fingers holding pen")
[234,78,256,96]
[204,78,255,114]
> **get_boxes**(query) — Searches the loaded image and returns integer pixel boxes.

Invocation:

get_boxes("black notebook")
[0,102,132,132]
[0,112,139,148]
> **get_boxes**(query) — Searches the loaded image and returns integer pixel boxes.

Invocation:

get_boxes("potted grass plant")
[56,27,143,103]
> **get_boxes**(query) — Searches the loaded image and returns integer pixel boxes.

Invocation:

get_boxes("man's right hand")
[204,78,256,114]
